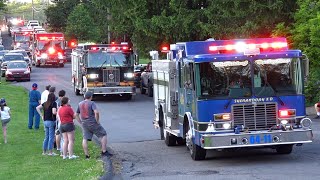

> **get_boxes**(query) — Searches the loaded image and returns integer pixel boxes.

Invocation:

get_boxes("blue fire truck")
[152,38,313,160]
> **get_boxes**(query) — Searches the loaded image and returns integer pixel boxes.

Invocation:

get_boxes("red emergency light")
[208,38,288,54]
[48,47,56,54]
[161,46,169,53]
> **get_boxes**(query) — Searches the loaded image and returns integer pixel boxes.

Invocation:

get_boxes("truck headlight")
[124,73,134,78]
[88,74,99,79]
[214,113,231,121]
[223,123,231,129]
[41,53,48,59]
[300,118,312,129]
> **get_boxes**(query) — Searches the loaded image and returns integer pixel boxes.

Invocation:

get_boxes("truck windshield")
[37,41,64,50]
[198,60,252,99]
[87,51,133,67]
[254,58,302,96]
[15,34,30,42]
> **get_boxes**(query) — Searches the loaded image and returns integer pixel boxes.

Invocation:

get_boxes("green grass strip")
[0,81,104,179]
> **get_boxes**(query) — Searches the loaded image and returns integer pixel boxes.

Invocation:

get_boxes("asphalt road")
[2,30,320,180]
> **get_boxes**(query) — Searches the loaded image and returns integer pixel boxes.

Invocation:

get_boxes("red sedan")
[5,60,30,81]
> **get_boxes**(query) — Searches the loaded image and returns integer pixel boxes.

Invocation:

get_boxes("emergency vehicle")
[32,32,66,67]
[11,28,33,52]
[71,43,137,100]
[152,38,313,160]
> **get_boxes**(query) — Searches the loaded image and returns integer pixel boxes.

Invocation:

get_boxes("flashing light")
[111,46,117,51]
[122,46,128,50]
[71,42,76,47]
[279,109,296,118]
[48,47,56,54]
[214,113,231,121]
[208,40,288,53]
[111,42,115,44]
[91,47,98,50]
[39,36,64,41]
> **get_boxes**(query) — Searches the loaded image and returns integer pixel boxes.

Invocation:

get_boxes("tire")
[35,63,40,67]
[176,137,186,145]
[74,83,80,96]
[123,94,132,100]
[140,82,146,94]
[185,121,206,160]
[59,63,64,67]
[276,145,293,154]
[164,131,177,146]
[159,108,164,140]
[148,84,153,97]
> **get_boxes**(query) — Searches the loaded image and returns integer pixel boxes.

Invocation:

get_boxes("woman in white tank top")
[0,98,11,144]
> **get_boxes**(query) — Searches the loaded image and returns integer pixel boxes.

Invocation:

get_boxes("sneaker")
[48,152,58,156]
[69,155,79,159]
[101,151,113,157]
[42,152,47,156]
[63,156,68,160]
[85,155,90,159]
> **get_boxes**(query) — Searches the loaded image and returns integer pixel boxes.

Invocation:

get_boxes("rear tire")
[176,137,186,145]
[35,63,40,67]
[59,63,64,67]
[74,83,80,96]
[276,145,293,154]
[148,84,153,97]
[140,82,146,94]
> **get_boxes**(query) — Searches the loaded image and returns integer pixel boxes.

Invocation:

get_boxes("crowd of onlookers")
[0,82,111,160]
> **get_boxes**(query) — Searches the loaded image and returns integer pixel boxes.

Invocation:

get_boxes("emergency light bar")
[182,38,289,56]
[83,44,131,51]
[39,36,64,41]
[36,33,64,41]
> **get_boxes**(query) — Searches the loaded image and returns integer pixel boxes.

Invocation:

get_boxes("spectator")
[0,98,11,144]
[314,101,320,119]
[59,96,78,159]
[36,93,57,156]
[55,90,66,155]
[29,83,41,130]
[49,86,56,95]
[76,91,111,159]
[41,85,51,104]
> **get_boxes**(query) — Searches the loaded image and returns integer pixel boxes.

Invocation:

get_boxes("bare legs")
[82,135,108,156]
[2,125,7,143]
[62,131,75,158]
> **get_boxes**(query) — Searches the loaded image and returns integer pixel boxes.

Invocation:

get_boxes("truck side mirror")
[302,54,309,82]
[134,54,139,65]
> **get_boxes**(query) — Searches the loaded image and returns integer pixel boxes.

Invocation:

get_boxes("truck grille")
[232,103,277,130]
[103,68,120,84]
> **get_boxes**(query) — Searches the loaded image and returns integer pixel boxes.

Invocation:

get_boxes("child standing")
[0,98,11,144]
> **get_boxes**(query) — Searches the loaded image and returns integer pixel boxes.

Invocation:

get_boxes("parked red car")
[5,60,30,81]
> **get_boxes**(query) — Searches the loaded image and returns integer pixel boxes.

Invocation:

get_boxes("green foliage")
[65,3,100,42]
[0,0,6,12]
[4,1,46,23]
[292,0,320,104]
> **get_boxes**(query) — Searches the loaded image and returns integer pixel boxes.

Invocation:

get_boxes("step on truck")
[152,38,313,160]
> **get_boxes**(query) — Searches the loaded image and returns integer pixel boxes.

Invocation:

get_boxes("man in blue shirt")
[29,83,41,129]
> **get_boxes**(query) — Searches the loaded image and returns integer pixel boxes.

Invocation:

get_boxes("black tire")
[140,82,146,94]
[176,137,186,145]
[148,84,153,97]
[159,108,164,140]
[59,63,64,67]
[35,63,40,67]
[123,94,132,100]
[186,122,206,160]
[165,131,177,146]
[74,83,80,96]
[276,145,293,154]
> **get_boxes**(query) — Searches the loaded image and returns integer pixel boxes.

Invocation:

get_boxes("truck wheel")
[148,84,153,97]
[35,63,40,67]
[159,108,164,140]
[74,83,80,96]
[124,94,132,100]
[186,122,206,160]
[276,145,293,154]
[140,82,146,94]
[59,63,64,67]
[176,137,186,145]
[164,131,177,146]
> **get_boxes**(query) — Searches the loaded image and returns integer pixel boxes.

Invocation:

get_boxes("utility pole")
[107,7,111,44]
[32,0,35,20]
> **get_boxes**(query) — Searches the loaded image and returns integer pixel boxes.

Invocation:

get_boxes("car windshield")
[37,41,64,50]
[15,34,30,42]
[87,51,134,67]
[11,51,27,57]
[8,62,27,69]
[3,55,24,61]
[198,60,252,99]
[254,58,302,96]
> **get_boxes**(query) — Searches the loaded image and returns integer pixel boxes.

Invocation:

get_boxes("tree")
[65,3,100,42]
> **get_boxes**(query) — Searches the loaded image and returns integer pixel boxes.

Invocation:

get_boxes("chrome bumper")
[87,86,136,95]
[201,129,313,149]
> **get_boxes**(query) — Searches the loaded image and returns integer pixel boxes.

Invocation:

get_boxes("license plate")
[249,134,272,144]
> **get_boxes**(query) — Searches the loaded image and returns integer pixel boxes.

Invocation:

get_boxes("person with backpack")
[36,93,57,156]
[0,98,11,144]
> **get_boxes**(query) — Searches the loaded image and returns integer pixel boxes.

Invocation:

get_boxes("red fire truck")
[11,28,33,52]
[32,32,66,67]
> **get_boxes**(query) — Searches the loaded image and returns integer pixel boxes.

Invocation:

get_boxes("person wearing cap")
[76,91,110,159]
[0,98,11,143]
[41,85,51,104]
[29,83,41,130]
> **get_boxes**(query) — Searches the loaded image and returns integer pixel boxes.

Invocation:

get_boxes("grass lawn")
[139,58,151,65]
[0,81,104,179]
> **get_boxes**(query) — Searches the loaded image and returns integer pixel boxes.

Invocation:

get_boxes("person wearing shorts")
[76,91,110,159]
[58,96,78,159]
[0,98,11,144]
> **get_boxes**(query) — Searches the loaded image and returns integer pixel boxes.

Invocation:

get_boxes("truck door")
[183,62,195,113]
